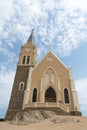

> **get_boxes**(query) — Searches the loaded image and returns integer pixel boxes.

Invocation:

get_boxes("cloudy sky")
[0,0,87,118]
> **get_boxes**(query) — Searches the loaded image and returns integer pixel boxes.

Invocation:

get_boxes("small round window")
[19,82,25,91]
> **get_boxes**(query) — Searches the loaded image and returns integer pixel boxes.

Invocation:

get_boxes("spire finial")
[27,29,35,45]
[32,29,34,32]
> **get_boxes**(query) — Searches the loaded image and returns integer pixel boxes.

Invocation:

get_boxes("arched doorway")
[45,87,56,102]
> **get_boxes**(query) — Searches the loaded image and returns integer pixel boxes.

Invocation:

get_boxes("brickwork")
[5,66,29,120]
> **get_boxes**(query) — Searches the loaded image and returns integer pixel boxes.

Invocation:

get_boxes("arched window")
[45,87,56,102]
[22,56,26,64]
[64,88,69,103]
[19,82,25,91]
[32,88,37,102]
[27,56,30,64]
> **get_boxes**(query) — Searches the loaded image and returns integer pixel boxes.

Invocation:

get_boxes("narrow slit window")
[32,88,37,102]
[19,82,25,91]
[22,56,26,64]
[27,56,30,64]
[64,88,69,103]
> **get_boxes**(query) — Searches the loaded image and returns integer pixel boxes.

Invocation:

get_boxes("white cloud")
[63,0,87,12]
[75,78,87,116]
[0,0,87,58]
[0,45,17,66]
[0,0,14,30]
[0,70,15,109]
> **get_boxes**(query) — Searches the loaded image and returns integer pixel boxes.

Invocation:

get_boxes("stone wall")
[5,66,29,120]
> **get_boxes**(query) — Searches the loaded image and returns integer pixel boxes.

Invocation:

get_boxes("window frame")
[22,55,26,64]
[64,88,70,104]
[19,82,25,91]
[32,88,37,102]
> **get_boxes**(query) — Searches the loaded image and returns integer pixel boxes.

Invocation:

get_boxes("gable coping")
[33,51,68,71]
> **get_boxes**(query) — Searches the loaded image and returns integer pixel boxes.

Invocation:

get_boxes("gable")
[32,51,69,78]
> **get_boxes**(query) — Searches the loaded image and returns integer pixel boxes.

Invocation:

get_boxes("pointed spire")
[27,29,35,45]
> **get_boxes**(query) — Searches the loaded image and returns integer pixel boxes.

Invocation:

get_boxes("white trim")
[49,51,68,69]
[44,66,57,76]
[19,81,25,91]
[43,67,59,102]
[17,64,34,67]
[57,78,61,91]
[44,66,57,87]
[21,55,31,65]
[40,78,43,91]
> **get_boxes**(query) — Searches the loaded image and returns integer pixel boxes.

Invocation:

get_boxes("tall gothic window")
[64,88,69,103]
[32,88,37,102]
[22,56,26,64]
[27,56,30,64]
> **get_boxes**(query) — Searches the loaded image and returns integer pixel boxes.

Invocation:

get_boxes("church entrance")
[45,87,56,102]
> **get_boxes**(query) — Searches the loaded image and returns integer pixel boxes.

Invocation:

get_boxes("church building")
[5,31,81,120]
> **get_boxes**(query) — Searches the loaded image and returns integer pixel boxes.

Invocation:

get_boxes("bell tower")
[5,31,37,120]
[18,30,37,66]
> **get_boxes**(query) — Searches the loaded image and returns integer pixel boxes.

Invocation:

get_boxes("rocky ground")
[0,110,87,130]
[11,110,56,125]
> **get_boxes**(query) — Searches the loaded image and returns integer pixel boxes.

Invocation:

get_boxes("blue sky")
[0,0,87,118]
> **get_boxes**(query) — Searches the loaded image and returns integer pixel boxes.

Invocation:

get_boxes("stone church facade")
[5,31,81,120]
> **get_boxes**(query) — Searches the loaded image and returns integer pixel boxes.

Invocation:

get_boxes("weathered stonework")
[5,66,29,120]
